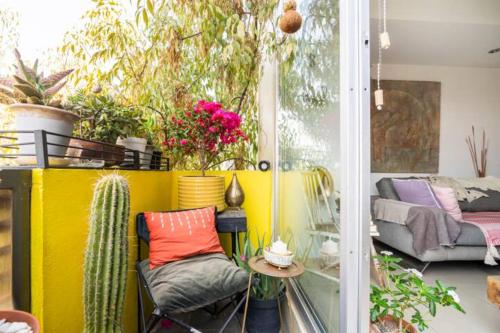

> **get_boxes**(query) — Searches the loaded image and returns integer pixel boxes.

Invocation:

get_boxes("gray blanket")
[406,206,461,255]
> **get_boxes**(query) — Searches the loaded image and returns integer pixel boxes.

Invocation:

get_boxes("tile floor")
[422,261,500,333]
[152,261,499,333]
[151,299,243,333]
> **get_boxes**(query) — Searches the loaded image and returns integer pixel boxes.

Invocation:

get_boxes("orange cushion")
[144,207,224,269]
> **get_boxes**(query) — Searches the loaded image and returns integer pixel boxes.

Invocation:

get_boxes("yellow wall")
[30,169,272,333]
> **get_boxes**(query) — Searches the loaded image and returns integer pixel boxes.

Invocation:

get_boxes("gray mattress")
[374,219,500,262]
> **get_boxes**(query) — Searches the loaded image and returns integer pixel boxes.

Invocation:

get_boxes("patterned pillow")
[144,207,224,269]
[392,179,442,208]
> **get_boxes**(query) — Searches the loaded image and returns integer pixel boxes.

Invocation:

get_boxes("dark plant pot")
[246,292,285,333]
[68,138,125,166]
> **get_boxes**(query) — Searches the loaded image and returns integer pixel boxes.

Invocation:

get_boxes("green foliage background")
[60,0,290,169]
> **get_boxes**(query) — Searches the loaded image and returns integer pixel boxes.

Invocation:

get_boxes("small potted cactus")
[0,49,78,164]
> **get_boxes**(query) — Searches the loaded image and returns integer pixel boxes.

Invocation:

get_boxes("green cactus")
[0,49,73,107]
[83,174,130,333]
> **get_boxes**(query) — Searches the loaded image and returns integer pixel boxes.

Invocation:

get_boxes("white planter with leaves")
[0,49,77,164]
[10,104,79,164]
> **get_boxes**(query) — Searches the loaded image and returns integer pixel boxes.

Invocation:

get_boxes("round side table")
[241,256,304,333]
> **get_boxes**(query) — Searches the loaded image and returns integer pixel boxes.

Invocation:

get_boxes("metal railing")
[0,130,169,170]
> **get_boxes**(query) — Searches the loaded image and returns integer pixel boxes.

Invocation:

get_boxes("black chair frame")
[136,211,247,333]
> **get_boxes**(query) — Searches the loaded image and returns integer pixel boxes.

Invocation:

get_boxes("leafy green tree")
[60,0,284,169]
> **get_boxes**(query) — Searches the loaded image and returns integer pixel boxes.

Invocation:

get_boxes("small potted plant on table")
[235,234,285,333]
[370,252,465,333]
[165,100,247,211]
[0,49,78,164]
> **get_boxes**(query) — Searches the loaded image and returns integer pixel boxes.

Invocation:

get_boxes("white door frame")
[271,0,371,331]
[339,0,371,332]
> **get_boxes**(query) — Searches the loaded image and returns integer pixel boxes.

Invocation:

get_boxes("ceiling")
[370,0,500,68]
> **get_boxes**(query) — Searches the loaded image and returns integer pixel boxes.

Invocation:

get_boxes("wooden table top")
[248,256,304,278]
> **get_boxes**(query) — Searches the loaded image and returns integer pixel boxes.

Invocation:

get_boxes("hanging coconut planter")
[279,0,302,34]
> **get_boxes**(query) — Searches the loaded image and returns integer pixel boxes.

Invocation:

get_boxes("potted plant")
[235,233,285,333]
[66,91,135,165]
[0,49,78,163]
[114,107,149,167]
[140,115,161,169]
[165,99,247,211]
[370,252,465,333]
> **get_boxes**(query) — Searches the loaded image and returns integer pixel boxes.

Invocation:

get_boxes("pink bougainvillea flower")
[211,109,225,122]
[165,99,247,174]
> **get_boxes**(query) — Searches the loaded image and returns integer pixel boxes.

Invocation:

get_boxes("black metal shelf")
[0,130,169,171]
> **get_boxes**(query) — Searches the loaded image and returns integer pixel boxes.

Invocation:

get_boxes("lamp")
[375,0,390,110]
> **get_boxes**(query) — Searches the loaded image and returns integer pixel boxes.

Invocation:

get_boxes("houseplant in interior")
[165,99,247,211]
[235,233,285,333]
[0,49,78,164]
[83,174,130,332]
[370,252,465,333]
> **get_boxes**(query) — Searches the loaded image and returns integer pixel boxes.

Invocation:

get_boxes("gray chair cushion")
[459,188,500,212]
[140,253,248,313]
[376,178,401,200]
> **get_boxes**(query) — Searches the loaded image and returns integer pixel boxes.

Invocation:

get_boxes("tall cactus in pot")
[83,174,130,333]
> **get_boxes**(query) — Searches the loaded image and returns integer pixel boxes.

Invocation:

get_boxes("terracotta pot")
[67,139,125,166]
[9,104,79,165]
[370,316,417,333]
[0,310,39,333]
[178,176,226,211]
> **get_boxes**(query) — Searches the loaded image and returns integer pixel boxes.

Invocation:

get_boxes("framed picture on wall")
[370,79,441,173]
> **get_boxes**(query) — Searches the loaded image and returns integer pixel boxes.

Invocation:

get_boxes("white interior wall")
[371,64,500,193]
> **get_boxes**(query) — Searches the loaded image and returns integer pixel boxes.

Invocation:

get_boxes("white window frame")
[339,0,370,332]
[271,0,370,331]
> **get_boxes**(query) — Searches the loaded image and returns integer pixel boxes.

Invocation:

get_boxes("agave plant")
[0,49,73,108]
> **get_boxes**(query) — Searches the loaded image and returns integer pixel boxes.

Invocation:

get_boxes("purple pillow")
[392,179,442,208]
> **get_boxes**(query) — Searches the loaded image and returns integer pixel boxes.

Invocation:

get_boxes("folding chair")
[136,212,248,333]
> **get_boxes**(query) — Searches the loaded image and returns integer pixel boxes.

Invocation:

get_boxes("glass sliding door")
[275,0,370,331]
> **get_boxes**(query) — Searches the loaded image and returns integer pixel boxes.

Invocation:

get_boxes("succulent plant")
[83,174,130,333]
[0,49,73,108]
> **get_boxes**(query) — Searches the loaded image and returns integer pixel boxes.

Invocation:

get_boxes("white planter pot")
[9,104,80,165]
[141,145,154,169]
[116,137,147,166]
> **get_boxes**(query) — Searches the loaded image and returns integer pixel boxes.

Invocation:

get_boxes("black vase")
[246,293,284,333]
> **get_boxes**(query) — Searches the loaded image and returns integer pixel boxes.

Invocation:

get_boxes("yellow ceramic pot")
[178,176,226,211]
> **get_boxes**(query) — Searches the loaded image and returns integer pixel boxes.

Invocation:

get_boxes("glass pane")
[277,0,340,331]
[0,189,13,309]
